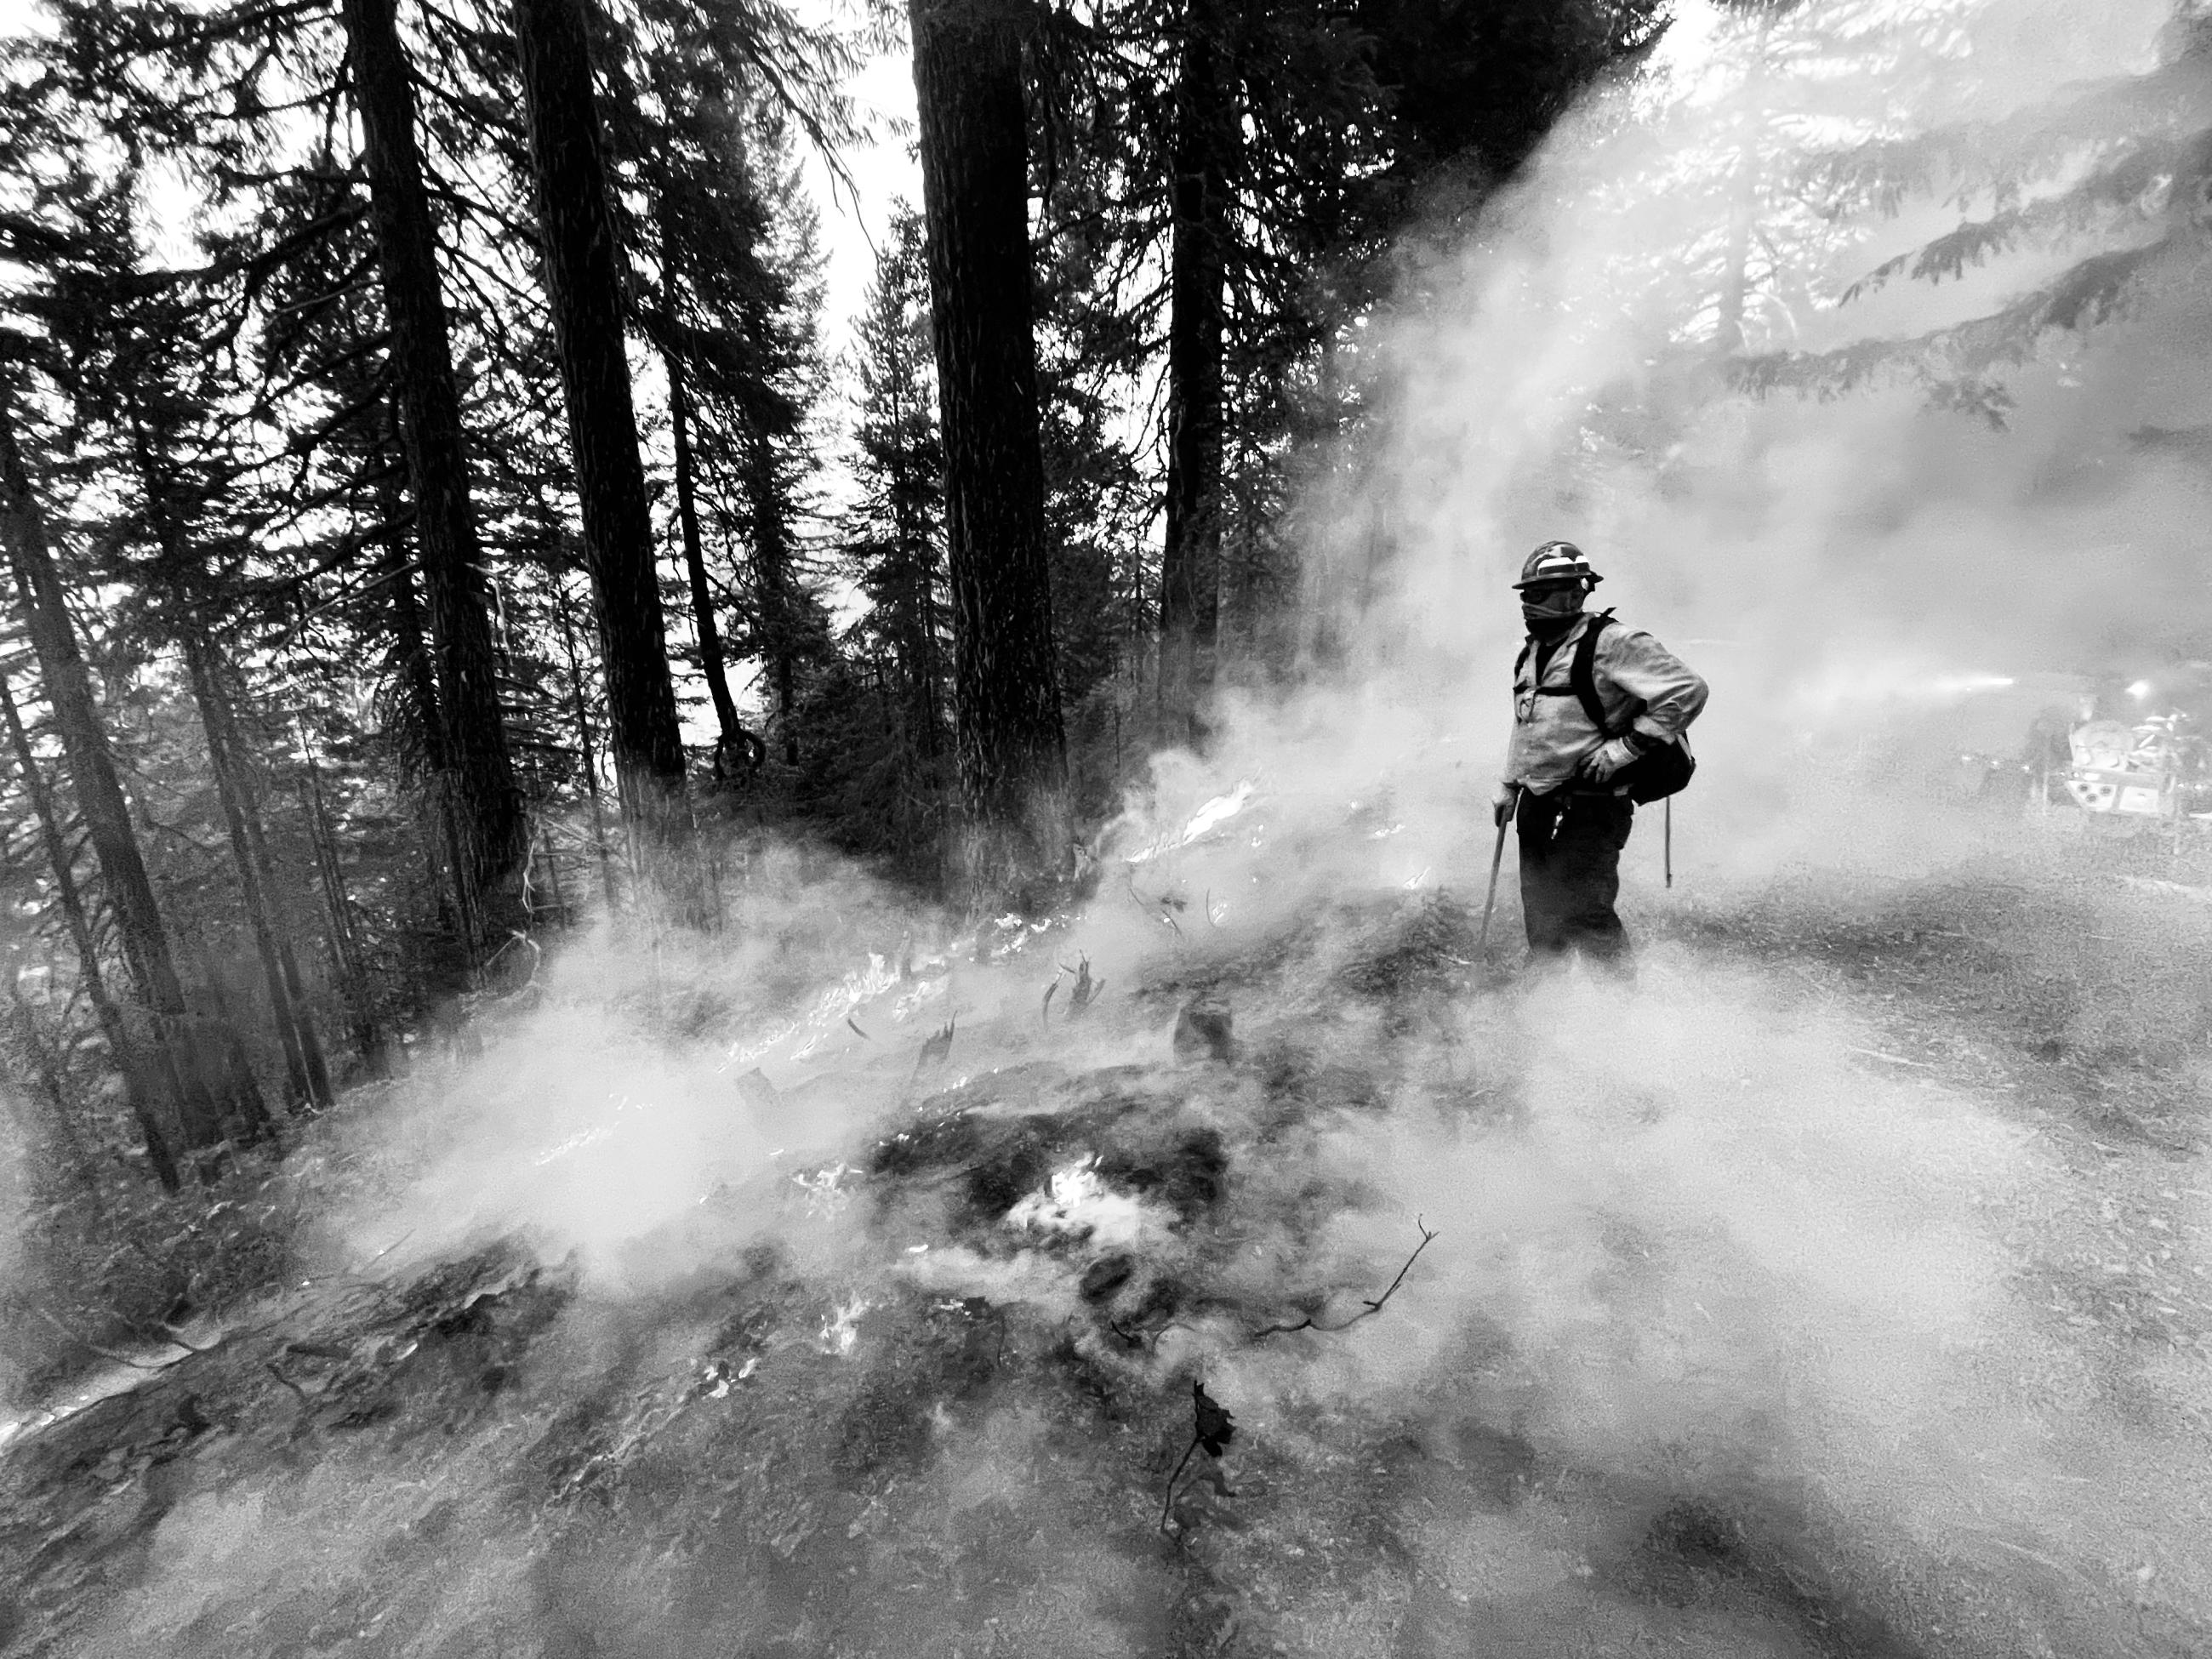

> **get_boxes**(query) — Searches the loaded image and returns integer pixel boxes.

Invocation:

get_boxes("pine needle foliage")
[1743,5,2212,419]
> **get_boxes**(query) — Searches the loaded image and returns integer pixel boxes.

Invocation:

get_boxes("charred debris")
[0,884,1496,1646]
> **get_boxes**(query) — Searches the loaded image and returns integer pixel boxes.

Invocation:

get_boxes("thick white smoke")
[1242,0,2212,889]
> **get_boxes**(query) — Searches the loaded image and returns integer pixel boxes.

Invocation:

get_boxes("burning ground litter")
[3,829,2209,1657]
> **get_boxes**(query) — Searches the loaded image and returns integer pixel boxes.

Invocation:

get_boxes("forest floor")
[2,806,2209,1659]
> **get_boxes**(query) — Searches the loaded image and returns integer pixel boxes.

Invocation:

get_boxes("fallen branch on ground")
[128,1314,213,1354]
[10,1294,192,1372]
[1250,1219,1440,1340]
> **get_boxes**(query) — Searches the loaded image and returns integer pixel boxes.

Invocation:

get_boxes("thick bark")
[375,402,454,786]
[0,672,180,1191]
[185,636,334,1114]
[1157,0,1234,749]
[511,0,688,826]
[0,399,233,1154]
[343,0,527,933]
[908,0,1065,832]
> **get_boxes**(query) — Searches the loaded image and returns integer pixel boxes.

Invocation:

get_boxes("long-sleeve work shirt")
[1504,611,1708,795]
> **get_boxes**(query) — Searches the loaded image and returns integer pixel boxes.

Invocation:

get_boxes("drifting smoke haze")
[10,2,2212,1654]
[1293,0,2212,881]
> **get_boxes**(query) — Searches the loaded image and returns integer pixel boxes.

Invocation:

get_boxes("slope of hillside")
[3,826,2208,1659]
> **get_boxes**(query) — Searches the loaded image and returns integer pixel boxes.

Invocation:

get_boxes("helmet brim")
[1512,571,1601,591]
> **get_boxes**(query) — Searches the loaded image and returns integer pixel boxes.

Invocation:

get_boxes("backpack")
[1564,611,1697,804]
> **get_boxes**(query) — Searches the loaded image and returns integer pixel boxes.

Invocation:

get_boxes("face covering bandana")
[1521,585,1584,632]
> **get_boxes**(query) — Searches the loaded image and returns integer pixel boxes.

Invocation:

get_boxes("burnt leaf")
[1194,1380,1234,1457]
[915,1018,955,1076]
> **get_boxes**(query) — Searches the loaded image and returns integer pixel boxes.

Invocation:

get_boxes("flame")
[1126,780,1257,864]
[1003,1156,1152,1247]
[817,1297,869,1356]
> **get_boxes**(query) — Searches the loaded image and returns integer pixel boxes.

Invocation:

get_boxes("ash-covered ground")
[3,800,2208,1659]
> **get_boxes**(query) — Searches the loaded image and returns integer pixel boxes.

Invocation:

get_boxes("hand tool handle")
[1479,788,1517,953]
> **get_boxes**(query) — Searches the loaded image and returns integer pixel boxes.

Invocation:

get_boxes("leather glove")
[1491,783,1519,828]
[1579,733,1648,783]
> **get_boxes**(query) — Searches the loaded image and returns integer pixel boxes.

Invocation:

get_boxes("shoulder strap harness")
[1570,609,1622,733]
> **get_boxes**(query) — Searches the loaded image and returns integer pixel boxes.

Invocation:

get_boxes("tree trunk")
[343,0,527,939]
[908,0,1066,842]
[553,571,620,911]
[380,500,480,972]
[658,200,761,790]
[121,385,334,1121]
[201,974,275,1145]
[744,429,801,767]
[537,818,570,926]
[0,671,180,1191]
[664,339,760,785]
[299,755,389,1076]
[915,541,944,762]
[3,984,109,1214]
[1157,0,1234,749]
[511,0,688,829]
[886,365,944,765]
[218,687,336,1107]
[185,635,333,1114]
[0,397,234,1157]
[904,521,944,765]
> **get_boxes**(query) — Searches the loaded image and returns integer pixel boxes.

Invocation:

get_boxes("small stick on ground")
[11,1295,191,1372]
[1160,1437,1200,1531]
[1251,1219,1440,1340]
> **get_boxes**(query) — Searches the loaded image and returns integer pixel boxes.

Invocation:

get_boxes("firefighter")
[1490,542,1708,966]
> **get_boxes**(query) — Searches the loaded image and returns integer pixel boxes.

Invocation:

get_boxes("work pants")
[1515,790,1633,961]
